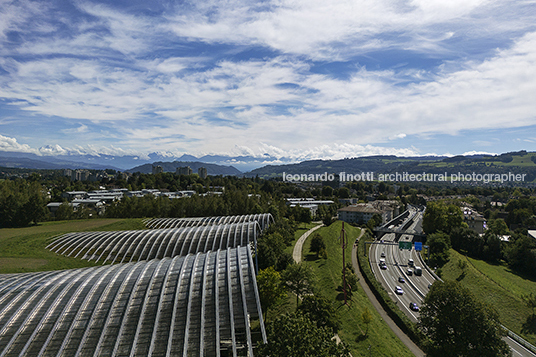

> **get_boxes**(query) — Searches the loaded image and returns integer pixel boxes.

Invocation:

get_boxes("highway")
[369,207,536,357]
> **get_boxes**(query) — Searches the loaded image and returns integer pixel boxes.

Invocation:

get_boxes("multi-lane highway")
[369,207,536,357]
[370,207,432,322]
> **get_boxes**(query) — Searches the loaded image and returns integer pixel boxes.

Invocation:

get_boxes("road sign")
[414,242,422,251]
[398,241,412,250]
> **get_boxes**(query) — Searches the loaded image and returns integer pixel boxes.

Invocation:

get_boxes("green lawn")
[298,221,414,356]
[492,153,536,167]
[0,218,146,274]
[440,249,536,345]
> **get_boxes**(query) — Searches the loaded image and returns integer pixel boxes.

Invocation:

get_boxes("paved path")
[351,231,425,357]
[292,224,424,356]
[292,223,324,263]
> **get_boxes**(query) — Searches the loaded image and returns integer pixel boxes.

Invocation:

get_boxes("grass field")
[492,153,536,167]
[295,221,414,356]
[440,249,536,345]
[0,218,146,274]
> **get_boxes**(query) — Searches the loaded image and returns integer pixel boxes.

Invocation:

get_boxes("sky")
[1,0,536,166]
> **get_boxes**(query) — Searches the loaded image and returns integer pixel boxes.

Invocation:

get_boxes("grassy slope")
[284,222,318,255]
[300,221,414,357]
[493,153,536,167]
[440,249,536,345]
[0,218,146,274]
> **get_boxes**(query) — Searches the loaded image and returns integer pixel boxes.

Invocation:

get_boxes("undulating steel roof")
[47,222,260,265]
[143,214,274,231]
[0,246,265,357]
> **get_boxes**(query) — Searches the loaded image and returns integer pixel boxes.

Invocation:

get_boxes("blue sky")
[1,0,536,165]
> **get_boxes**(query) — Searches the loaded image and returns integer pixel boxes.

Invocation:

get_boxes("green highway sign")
[398,241,412,250]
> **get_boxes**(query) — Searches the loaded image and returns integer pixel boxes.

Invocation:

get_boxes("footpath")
[292,223,323,263]
[292,224,424,357]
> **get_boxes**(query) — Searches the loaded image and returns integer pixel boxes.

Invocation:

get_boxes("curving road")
[370,208,536,357]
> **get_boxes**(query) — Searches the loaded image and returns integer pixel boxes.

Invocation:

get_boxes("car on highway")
[408,258,414,266]
[407,268,413,276]
[380,263,387,270]
[414,266,422,276]
[409,302,420,311]
[398,276,405,283]
[381,252,386,258]
[395,286,404,295]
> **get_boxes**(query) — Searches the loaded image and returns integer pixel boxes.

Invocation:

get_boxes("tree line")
[0,179,47,228]
[423,200,536,279]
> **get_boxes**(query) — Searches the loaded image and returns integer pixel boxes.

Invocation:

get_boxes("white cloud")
[2,30,536,155]
[38,144,69,156]
[166,0,534,60]
[1,0,536,159]
[462,150,498,156]
[62,124,89,134]
[0,134,37,153]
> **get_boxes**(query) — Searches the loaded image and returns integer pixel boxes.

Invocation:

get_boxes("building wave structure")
[143,214,274,231]
[0,246,265,357]
[46,222,261,265]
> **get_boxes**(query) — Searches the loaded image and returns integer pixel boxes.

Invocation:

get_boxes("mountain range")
[0,151,278,172]
[1,150,536,182]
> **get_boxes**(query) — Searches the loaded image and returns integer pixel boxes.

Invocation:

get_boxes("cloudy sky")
[1,0,536,164]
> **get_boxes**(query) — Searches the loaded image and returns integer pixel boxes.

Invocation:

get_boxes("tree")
[487,219,510,236]
[505,235,536,279]
[282,263,316,307]
[457,259,468,273]
[418,280,510,357]
[297,295,341,333]
[366,213,383,231]
[341,263,358,296]
[482,232,503,263]
[310,233,327,258]
[522,292,536,315]
[22,190,47,225]
[423,201,463,235]
[323,214,334,227]
[256,267,287,319]
[361,308,373,336]
[257,230,292,271]
[256,313,350,357]
[427,231,451,267]
[337,187,350,199]
[54,202,76,221]
[322,186,333,197]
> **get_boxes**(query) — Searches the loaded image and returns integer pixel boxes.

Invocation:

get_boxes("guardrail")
[504,327,536,354]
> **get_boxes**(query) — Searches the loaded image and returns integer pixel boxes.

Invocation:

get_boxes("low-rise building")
[462,206,486,234]
[61,191,87,201]
[337,200,402,225]
[337,204,382,225]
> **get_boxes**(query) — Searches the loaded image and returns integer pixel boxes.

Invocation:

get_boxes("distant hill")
[0,154,122,171]
[246,151,536,182]
[127,161,242,176]
[246,156,445,177]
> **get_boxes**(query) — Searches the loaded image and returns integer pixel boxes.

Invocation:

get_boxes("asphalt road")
[370,209,536,357]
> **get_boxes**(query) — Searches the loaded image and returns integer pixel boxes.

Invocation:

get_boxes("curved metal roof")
[47,222,261,265]
[143,213,274,231]
[0,246,265,357]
